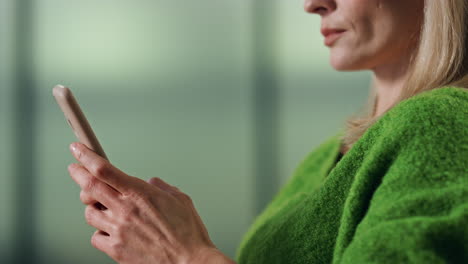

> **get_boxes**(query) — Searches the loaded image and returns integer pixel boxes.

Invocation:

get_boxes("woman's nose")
[304,0,337,15]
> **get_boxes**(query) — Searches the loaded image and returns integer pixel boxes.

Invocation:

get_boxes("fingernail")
[68,163,76,171]
[70,142,78,153]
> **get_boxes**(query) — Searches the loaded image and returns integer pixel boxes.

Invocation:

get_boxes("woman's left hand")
[67,142,234,264]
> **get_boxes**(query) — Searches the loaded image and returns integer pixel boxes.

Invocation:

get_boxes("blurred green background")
[0,0,370,263]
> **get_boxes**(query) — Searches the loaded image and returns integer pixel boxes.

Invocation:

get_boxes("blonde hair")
[341,0,468,152]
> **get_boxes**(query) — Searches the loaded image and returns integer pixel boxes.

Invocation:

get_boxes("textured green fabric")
[235,86,468,264]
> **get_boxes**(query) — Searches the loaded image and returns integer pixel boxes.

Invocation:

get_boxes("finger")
[80,190,97,205]
[68,163,121,208]
[85,205,114,235]
[70,142,134,193]
[90,230,115,257]
[80,191,108,210]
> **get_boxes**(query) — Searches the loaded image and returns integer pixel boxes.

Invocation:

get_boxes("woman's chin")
[329,55,365,71]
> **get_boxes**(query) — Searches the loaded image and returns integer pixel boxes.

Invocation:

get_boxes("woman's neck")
[371,56,411,118]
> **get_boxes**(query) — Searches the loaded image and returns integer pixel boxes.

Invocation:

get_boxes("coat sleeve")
[337,95,468,263]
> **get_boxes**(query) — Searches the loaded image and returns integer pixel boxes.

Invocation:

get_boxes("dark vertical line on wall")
[252,0,280,215]
[12,0,36,263]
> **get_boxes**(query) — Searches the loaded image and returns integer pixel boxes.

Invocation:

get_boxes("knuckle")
[125,190,148,204]
[83,177,98,192]
[94,162,112,178]
[108,222,118,234]
[177,192,192,203]
[120,204,139,222]
[80,191,93,205]
[134,191,150,202]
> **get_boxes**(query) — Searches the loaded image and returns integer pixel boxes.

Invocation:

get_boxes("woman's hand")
[67,142,235,264]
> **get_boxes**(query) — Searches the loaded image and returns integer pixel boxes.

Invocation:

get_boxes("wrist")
[186,247,236,264]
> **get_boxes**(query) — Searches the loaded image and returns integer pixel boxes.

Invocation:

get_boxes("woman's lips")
[324,30,345,47]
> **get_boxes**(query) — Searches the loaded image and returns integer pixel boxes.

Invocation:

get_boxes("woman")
[67,0,468,263]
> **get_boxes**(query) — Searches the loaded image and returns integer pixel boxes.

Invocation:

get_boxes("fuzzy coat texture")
[235,86,468,263]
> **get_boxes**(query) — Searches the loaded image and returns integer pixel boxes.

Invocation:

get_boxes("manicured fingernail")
[70,143,78,153]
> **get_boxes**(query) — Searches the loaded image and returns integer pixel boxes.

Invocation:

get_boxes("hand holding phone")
[54,84,109,210]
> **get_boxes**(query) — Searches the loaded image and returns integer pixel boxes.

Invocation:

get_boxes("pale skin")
[304,0,425,154]
[68,142,235,264]
[68,1,425,262]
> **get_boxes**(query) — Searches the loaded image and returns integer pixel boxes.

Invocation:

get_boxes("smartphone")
[53,85,109,161]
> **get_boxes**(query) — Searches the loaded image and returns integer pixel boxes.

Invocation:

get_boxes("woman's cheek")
[330,26,386,71]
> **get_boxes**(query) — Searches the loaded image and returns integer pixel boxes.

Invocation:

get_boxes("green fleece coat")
[235,86,468,263]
